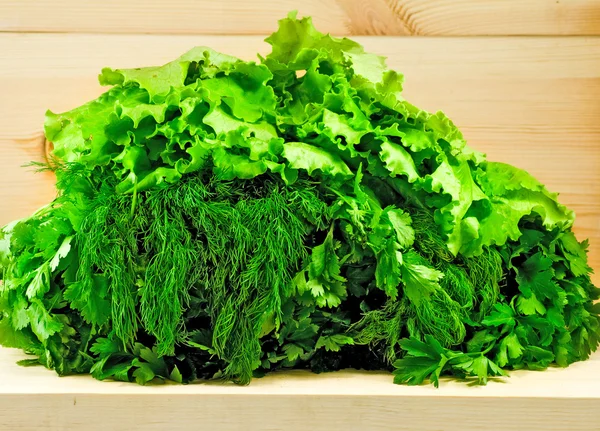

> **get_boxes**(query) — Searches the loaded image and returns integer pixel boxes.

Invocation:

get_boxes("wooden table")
[1,346,600,430]
[1,2,600,430]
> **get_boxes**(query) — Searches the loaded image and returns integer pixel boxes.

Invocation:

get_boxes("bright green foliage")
[1,13,598,387]
[393,335,505,387]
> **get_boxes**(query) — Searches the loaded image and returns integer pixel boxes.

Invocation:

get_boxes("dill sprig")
[70,169,331,383]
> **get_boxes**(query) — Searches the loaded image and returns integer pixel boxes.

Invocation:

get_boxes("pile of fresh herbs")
[1,13,598,387]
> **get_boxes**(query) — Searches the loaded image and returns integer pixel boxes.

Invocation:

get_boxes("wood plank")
[1,34,599,282]
[1,347,600,431]
[0,138,55,229]
[1,0,599,36]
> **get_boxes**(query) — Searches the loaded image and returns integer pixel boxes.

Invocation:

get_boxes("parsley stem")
[464,343,496,357]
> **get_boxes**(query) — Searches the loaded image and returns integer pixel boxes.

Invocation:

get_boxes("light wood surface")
[2,9,600,429]
[1,346,600,430]
[1,0,599,36]
[1,34,599,281]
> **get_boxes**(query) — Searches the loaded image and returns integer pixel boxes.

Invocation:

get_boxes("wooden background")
[0,1,599,281]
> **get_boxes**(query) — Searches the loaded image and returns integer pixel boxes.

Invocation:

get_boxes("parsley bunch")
[1,13,598,386]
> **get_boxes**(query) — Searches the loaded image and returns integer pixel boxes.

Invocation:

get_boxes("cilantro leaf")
[400,255,444,306]
[393,356,442,386]
[495,333,524,367]
[315,334,354,352]
[26,300,63,341]
[394,335,505,387]
[516,252,561,301]
[482,303,516,329]
[516,294,546,316]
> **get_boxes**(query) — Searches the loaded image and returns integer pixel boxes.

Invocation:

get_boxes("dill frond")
[73,170,331,383]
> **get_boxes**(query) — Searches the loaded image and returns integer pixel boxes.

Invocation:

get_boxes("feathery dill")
[464,247,504,320]
[351,299,407,363]
[403,251,467,346]
[410,208,455,263]
[350,247,467,355]
[195,177,329,383]
[409,206,504,321]
[347,205,503,357]
[72,170,331,383]
[140,190,197,356]
[438,262,475,311]
[75,179,143,348]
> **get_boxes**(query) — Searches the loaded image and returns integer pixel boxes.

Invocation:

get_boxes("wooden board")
[1,34,599,281]
[2,29,600,431]
[1,346,600,431]
[1,0,600,36]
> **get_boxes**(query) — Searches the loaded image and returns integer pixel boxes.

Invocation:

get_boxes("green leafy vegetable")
[1,12,598,388]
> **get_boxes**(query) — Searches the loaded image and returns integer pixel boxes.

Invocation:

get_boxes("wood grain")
[1,31,600,431]
[1,347,600,431]
[1,33,598,279]
[1,0,599,36]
